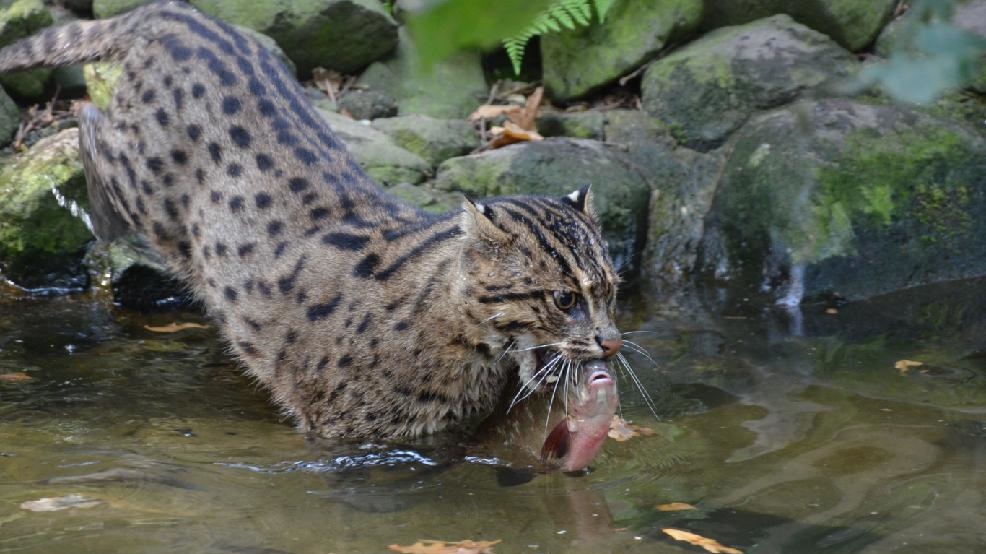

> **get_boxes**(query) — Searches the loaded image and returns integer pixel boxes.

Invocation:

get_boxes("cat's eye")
[553,290,578,312]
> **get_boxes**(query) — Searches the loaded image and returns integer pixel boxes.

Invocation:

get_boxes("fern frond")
[502,0,603,76]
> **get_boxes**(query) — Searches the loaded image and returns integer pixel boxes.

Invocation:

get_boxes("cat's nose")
[595,336,622,358]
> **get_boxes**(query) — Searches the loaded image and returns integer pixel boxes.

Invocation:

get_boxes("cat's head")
[459,186,623,387]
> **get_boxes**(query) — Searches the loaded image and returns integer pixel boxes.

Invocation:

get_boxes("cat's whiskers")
[507,353,563,411]
[615,352,660,418]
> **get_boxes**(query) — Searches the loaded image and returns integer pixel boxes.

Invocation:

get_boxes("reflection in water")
[1,279,986,553]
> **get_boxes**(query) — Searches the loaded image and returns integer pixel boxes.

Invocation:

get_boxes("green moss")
[811,128,975,263]
[0,0,52,46]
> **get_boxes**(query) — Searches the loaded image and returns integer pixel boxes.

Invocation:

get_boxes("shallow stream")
[2,278,986,553]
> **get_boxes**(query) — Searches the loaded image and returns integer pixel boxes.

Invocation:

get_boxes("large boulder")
[0,0,53,101]
[697,99,986,304]
[701,0,898,51]
[540,0,703,101]
[0,128,93,290]
[190,0,397,77]
[318,110,430,186]
[371,114,478,167]
[357,29,487,119]
[432,139,651,269]
[641,15,857,150]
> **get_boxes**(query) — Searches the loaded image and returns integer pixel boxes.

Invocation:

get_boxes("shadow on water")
[1,278,986,553]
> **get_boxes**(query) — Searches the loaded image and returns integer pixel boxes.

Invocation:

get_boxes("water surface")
[2,279,986,553]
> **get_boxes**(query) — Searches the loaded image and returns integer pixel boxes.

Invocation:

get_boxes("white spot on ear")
[567,190,582,203]
[474,202,486,213]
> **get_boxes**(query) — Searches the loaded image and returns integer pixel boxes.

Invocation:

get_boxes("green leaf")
[594,0,617,22]
[407,0,557,69]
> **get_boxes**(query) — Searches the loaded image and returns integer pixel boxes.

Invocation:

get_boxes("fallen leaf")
[825,308,838,315]
[513,86,543,131]
[144,322,209,333]
[608,415,655,442]
[895,359,923,374]
[662,528,742,554]
[0,372,32,383]
[312,66,345,106]
[468,104,521,122]
[20,494,101,512]
[388,539,501,554]
[656,502,697,512]
[486,121,543,149]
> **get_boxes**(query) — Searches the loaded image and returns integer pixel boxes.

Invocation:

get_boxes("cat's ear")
[461,196,509,244]
[562,184,595,218]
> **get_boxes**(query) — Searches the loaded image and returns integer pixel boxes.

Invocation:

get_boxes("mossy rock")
[540,0,703,101]
[371,114,478,166]
[642,14,857,150]
[536,110,607,140]
[0,0,54,101]
[385,182,459,214]
[698,98,986,303]
[190,0,397,77]
[0,128,94,289]
[433,138,651,270]
[318,109,430,186]
[357,29,487,119]
[702,0,898,51]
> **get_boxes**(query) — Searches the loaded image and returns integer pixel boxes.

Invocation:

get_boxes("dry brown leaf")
[825,308,838,315]
[468,104,521,122]
[512,86,543,131]
[0,372,32,383]
[486,121,543,149]
[608,415,655,442]
[144,322,209,333]
[388,539,501,554]
[656,502,697,512]
[895,359,923,374]
[662,528,743,554]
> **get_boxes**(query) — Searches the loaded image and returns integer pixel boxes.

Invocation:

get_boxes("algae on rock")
[0,128,93,289]
[699,99,986,303]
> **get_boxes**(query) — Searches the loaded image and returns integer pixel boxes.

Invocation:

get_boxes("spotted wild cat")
[0,1,624,467]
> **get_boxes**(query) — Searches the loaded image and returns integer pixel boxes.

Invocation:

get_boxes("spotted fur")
[0,1,622,440]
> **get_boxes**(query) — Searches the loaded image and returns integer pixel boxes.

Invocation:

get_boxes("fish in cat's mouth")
[509,347,619,472]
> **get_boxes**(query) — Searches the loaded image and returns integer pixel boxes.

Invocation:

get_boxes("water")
[2,279,986,553]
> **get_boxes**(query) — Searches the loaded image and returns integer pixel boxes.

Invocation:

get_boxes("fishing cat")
[0,1,623,462]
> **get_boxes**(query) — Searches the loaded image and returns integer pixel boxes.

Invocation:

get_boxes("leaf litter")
[144,321,209,333]
[608,415,655,442]
[662,528,743,554]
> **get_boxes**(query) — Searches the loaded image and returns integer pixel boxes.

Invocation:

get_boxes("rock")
[536,110,606,140]
[697,99,986,303]
[189,0,398,77]
[701,0,898,51]
[318,109,430,186]
[371,114,478,166]
[541,0,703,101]
[0,128,93,290]
[357,29,487,119]
[82,62,121,110]
[235,25,296,77]
[433,139,651,269]
[385,182,459,214]
[47,6,88,98]
[0,0,53,102]
[92,0,148,18]
[0,85,19,146]
[641,15,857,150]
[336,88,397,120]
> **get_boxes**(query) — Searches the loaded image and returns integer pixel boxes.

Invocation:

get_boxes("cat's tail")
[0,1,180,72]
